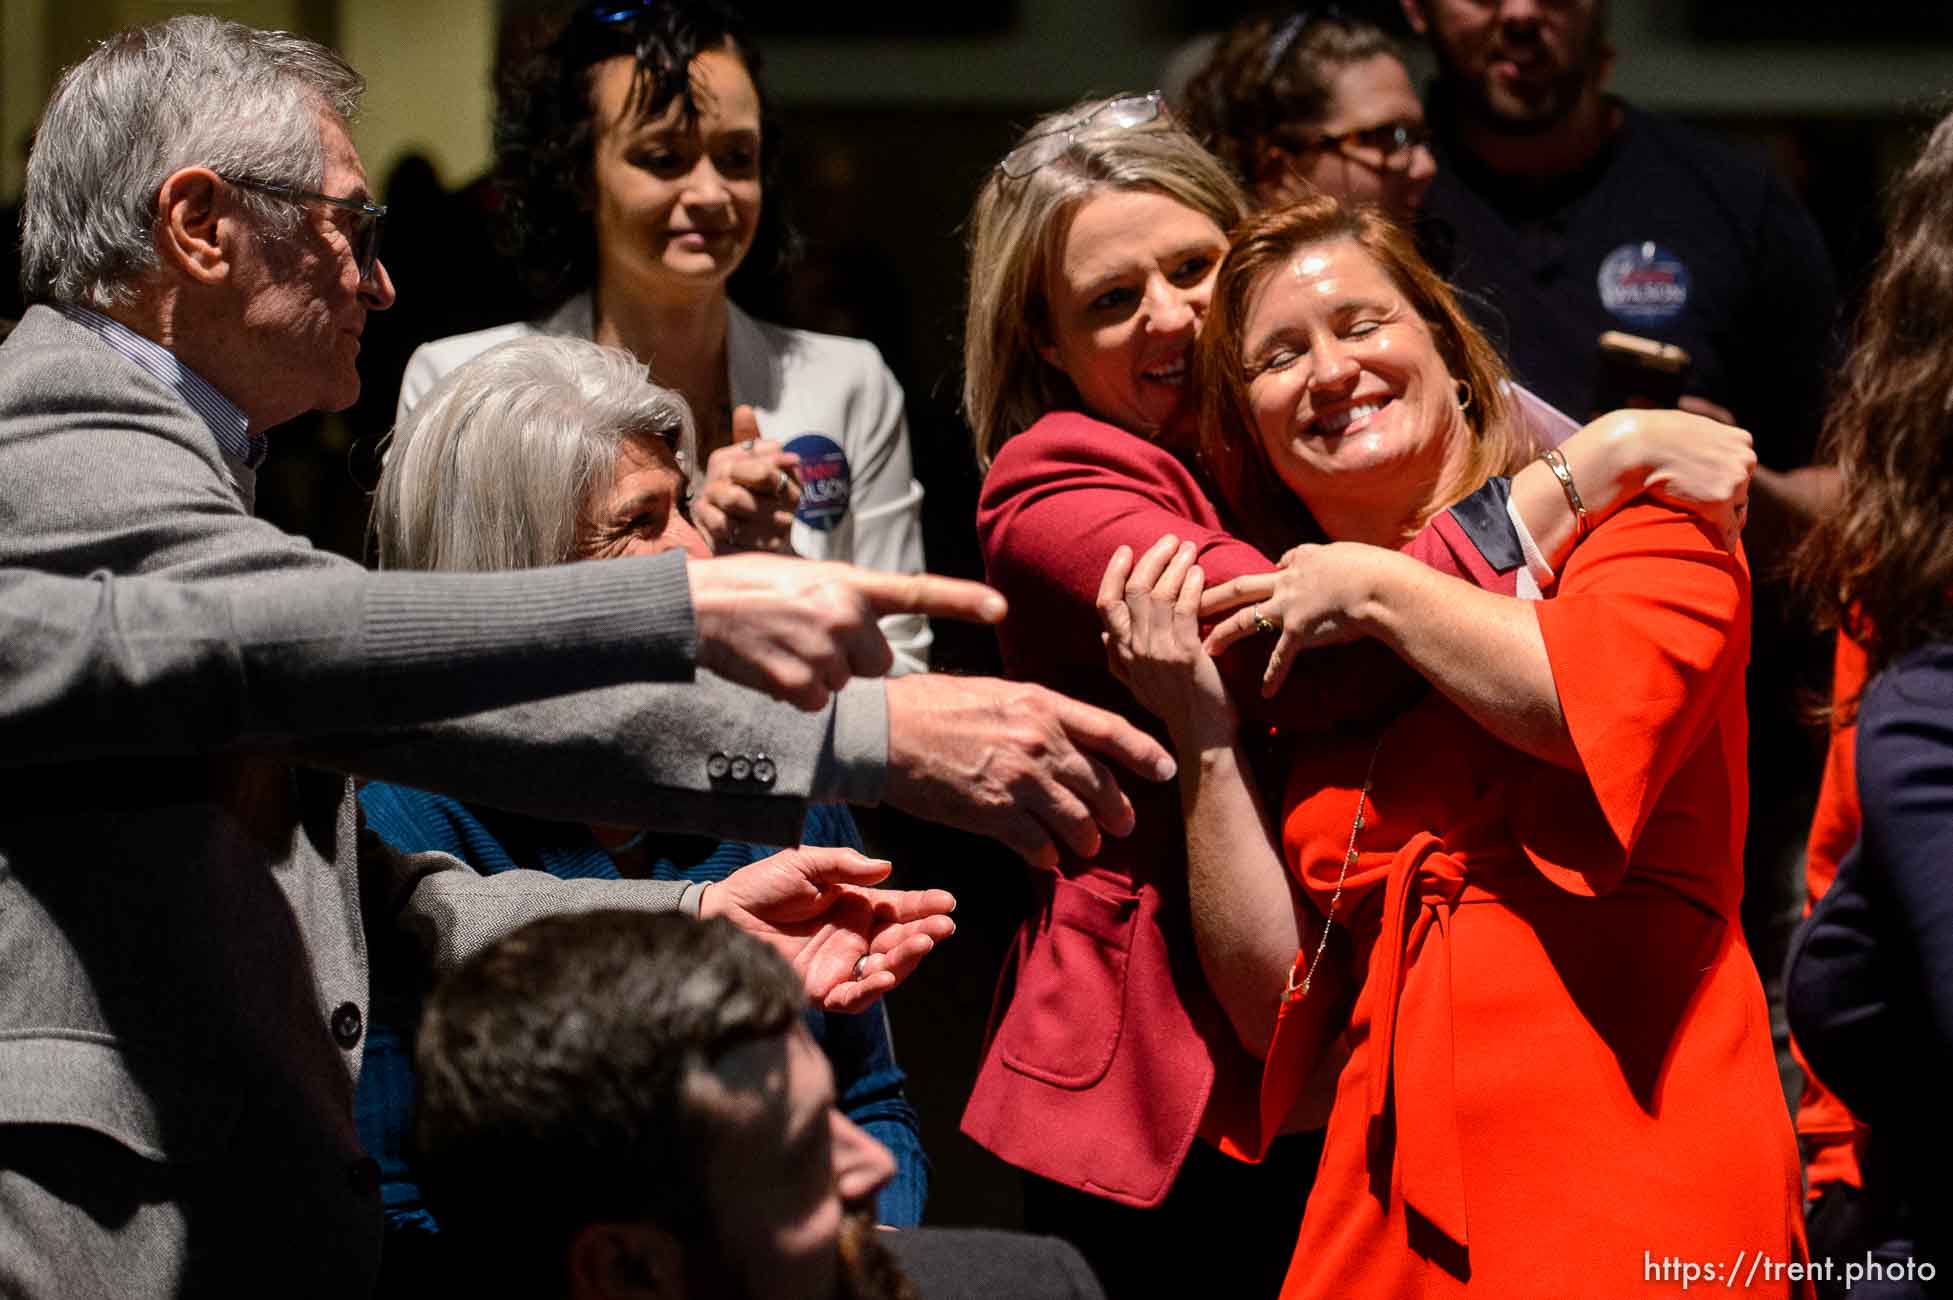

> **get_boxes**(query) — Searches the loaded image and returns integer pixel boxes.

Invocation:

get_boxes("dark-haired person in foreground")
[416,911,1106,1300]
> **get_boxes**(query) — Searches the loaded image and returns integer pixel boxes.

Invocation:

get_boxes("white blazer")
[398,293,931,672]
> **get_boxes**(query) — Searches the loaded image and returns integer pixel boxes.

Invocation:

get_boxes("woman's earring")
[1455,378,1474,413]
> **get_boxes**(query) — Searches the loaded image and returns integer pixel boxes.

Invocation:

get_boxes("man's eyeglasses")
[218,175,388,283]
[997,92,1166,179]
[1292,121,1432,173]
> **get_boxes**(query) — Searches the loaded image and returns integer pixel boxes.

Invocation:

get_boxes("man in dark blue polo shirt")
[1402,0,1839,1105]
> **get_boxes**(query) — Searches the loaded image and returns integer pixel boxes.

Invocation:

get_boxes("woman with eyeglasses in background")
[963,95,1753,1297]
[397,0,931,671]
[1182,9,1437,222]
[1184,10,1585,453]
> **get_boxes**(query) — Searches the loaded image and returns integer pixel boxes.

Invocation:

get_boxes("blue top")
[1786,641,1953,1278]
[356,784,928,1230]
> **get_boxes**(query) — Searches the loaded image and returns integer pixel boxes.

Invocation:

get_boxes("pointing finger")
[849,570,1007,624]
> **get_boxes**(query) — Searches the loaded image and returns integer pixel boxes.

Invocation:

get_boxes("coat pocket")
[996,876,1140,1089]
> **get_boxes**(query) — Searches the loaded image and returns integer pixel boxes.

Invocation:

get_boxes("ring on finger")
[775,468,794,495]
[851,955,869,981]
[1252,607,1277,636]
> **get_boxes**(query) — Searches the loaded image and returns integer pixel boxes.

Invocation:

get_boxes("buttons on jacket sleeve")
[707,751,776,790]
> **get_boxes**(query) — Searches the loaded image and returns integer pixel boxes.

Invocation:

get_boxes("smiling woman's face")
[575,431,709,562]
[1241,237,1469,539]
[587,48,762,306]
[1037,188,1228,441]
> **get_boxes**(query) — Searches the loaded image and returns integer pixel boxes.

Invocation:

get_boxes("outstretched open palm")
[702,846,957,1013]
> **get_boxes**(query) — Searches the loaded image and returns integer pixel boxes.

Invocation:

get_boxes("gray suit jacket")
[0,305,887,1297]
[1,564,692,759]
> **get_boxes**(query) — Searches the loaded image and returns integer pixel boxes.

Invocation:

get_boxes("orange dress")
[1790,632,1871,1195]
[1263,502,1808,1297]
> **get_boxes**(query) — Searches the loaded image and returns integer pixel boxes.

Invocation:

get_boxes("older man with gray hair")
[0,17,1171,1298]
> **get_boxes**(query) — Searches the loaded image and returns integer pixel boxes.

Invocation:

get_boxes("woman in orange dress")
[1100,196,1806,1296]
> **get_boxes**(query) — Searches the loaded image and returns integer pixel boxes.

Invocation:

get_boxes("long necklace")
[1289,731,1387,1001]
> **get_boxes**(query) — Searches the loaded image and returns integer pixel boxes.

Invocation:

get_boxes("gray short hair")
[964,97,1246,468]
[373,336,696,573]
[20,15,363,308]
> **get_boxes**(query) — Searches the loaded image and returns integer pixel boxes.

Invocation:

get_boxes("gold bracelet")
[1540,446,1589,538]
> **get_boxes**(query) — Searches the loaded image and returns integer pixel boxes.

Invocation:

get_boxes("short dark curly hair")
[1181,9,1398,193]
[414,911,805,1295]
[493,0,792,307]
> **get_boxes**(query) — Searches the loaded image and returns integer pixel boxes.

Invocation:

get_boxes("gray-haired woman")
[360,336,933,1286]
[376,334,702,572]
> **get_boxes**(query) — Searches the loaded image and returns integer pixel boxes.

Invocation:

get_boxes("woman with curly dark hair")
[1181,9,1435,220]
[1786,107,1953,1299]
[397,0,931,671]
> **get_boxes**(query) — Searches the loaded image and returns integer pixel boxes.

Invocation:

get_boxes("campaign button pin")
[1598,241,1690,325]
[785,433,851,533]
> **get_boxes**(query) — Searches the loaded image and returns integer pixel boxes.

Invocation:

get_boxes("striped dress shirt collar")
[55,303,263,469]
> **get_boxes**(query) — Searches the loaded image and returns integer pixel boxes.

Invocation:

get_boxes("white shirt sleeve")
[1506,492,1552,600]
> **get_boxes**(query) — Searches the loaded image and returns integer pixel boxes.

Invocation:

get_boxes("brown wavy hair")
[1797,108,1953,708]
[493,0,792,309]
[1197,194,1528,556]
[1180,9,1398,194]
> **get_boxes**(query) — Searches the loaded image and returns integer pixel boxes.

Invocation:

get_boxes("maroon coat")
[966,410,1518,1206]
